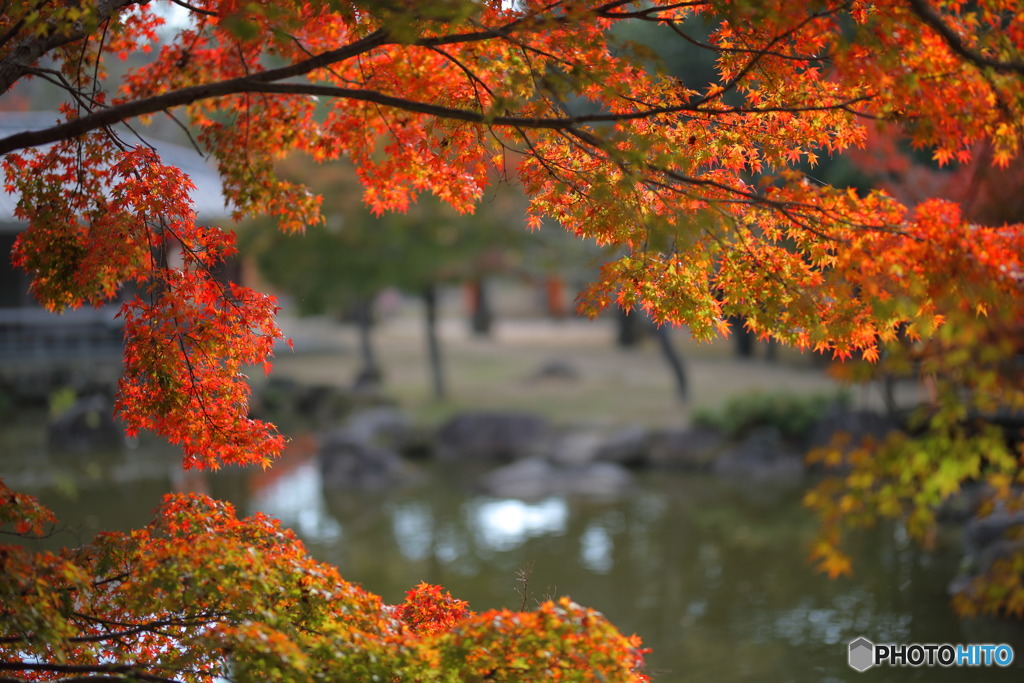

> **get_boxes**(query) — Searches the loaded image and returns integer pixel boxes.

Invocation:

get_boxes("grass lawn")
[266,307,866,430]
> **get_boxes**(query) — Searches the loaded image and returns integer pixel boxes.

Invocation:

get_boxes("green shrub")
[692,390,850,441]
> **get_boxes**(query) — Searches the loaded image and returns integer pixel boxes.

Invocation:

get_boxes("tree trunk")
[616,307,643,348]
[467,277,493,337]
[544,274,567,319]
[730,315,755,358]
[423,284,447,400]
[654,324,688,400]
[353,296,382,389]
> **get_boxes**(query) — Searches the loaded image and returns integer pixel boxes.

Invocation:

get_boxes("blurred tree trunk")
[423,284,447,399]
[654,325,688,400]
[616,307,687,398]
[353,296,382,388]
[730,315,755,358]
[616,307,643,347]
[544,274,567,319]
[467,277,493,337]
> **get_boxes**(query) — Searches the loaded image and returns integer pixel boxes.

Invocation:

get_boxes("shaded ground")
[264,304,899,430]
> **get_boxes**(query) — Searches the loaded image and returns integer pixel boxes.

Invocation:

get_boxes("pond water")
[4,414,1024,682]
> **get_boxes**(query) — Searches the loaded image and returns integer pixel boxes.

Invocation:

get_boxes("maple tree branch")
[906,0,1024,76]
[511,127,598,205]
[281,31,360,88]
[0,72,849,157]
[22,66,101,112]
[169,0,217,18]
[597,1,707,20]
[0,28,388,155]
[661,17,824,65]
[691,7,842,109]
[160,109,208,159]
[0,4,692,153]
[67,611,226,643]
[502,112,889,250]
[0,2,34,52]
[90,19,114,104]
[0,0,141,96]
[0,3,869,159]
[649,163,897,243]
[93,571,130,588]
[0,662,181,683]
[425,45,496,111]
[694,97,874,116]
[2,678,154,683]
[168,316,256,444]
[232,80,872,125]
[715,220,817,317]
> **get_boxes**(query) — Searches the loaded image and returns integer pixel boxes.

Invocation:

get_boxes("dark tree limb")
[0,662,181,683]
[906,0,1024,76]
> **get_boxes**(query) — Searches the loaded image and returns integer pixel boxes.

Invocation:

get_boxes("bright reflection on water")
[470,497,568,552]
[392,502,433,561]
[6,422,1024,681]
[251,461,342,545]
[579,522,615,573]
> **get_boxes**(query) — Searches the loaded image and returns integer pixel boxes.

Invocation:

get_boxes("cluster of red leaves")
[396,582,472,637]
[426,599,650,681]
[116,273,284,470]
[0,483,647,681]
[2,130,286,470]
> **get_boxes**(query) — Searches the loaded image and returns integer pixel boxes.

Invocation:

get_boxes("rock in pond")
[436,411,550,462]
[341,406,424,453]
[805,406,902,453]
[48,394,123,452]
[646,426,727,471]
[478,457,633,500]
[950,511,1024,598]
[712,426,805,482]
[319,430,405,491]
[594,425,650,467]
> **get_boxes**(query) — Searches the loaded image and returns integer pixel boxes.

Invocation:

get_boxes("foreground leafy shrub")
[0,485,648,682]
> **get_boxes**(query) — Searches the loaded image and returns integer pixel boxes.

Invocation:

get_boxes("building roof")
[0,110,229,226]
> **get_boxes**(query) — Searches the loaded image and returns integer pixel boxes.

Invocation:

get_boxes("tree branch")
[0,4,694,154]
[168,0,217,18]
[0,2,872,158]
[67,610,226,643]
[0,28,382,155]
[0,70,873,158]
[597,1,707,20]
[0,0,140,95]
[0,662,181,683]
[906,0,1024,76]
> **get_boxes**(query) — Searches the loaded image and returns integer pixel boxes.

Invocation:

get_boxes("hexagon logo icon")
[849,637,875,672]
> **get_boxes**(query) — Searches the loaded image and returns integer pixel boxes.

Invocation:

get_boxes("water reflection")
[392,502,432,561]
[579,522,614,573]
[251,460,342,544]
[7,426,1024,681]
[470,498,568,552]
[239,461,1024,681]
